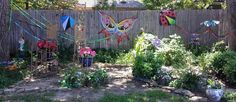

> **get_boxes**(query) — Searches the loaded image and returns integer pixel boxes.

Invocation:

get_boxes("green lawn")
[99,90,189,102]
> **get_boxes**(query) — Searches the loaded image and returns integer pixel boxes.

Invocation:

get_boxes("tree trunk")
[0,0,10,61]
[227,0,236,51]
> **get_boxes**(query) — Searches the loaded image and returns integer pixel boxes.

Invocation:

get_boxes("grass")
[221,92,236,102]
[99,90,189,102]
[0,92,56,102]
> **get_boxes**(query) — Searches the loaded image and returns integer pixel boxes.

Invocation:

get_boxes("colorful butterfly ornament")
[98,11,137,44]
[159,10,176,26]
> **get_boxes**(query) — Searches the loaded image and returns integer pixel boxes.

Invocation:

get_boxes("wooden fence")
[9,10,229,54]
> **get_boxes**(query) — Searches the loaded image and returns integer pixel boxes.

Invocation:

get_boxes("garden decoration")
[79,47,96,67]
[206,79,224,102]
[201,20,220,28]
[60,15,76,31]
[18,36,25,59]
[159,10,176,26]
[190,33,200,45]
[98,11,137,44]
[152,37,161,48]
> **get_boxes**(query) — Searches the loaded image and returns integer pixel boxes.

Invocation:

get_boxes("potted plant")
[79,47,96,67]
[206,78,224,102]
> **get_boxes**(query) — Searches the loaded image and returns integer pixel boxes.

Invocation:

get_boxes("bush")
[60,67,108,88]
[58,43,74,63]
[133,51,163,79]
[89,69,108,88]
[169,70,200,90]
[157,34,192,69]
[94,48,128,63]
[0,69,24,88]
[60,67,82,88]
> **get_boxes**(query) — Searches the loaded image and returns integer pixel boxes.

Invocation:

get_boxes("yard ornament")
[98,11,137,44]
[200,20,220,27]
[60,15,75,31]
[152,37,161,48]
[159,10,176,26]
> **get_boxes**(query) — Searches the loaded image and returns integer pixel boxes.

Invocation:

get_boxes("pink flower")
[91,51,96,57]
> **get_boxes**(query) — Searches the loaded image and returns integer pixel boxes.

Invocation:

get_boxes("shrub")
[133,51,163,79]
[0,69,24,88]
[60,67,108,88]
[94,48,128,63]
[212,41,228,52]
[60,67,82,88]
[58,43,74,63]
[156,34,192,69]
[169,70,200,90]
[89,69,108,88]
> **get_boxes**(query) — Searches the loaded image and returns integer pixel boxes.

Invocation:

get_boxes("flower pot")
[206,88,224,102]
[80,57,93,67]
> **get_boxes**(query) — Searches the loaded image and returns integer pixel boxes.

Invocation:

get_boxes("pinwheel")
[60,15,75,31]
[152,37,161,48]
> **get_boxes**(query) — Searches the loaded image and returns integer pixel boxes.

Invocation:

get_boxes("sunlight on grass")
[99,89,189,102]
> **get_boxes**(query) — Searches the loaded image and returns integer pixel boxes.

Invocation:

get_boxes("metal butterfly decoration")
[98,11,137,44]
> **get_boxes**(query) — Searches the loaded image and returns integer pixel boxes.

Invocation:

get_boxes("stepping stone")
[189,96,208,102]
[174,89,195,97]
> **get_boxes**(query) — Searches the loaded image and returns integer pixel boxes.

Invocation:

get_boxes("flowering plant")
[207,79,224,89]
[37,40,57,50]
[79,47,96,58]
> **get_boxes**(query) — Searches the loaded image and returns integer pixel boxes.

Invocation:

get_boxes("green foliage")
[94,48,128,63]
[60,67,108,88]
[169,71,200,90]
[94,0,115,10]
[89,69,108,88]
[157,34,192,69]
[142,0,214,10]
[13,0,79,10]
[60,67,82,88]
[115,51,134,65]
[99,89,189,102]
[58,44,74,63]
[207,79,223,89]
[187,44,210,56]
[132,33,164,79]
[0,69,24,88]
[133,51,163,79]
[212,41,228,52]
[222,92,236,102]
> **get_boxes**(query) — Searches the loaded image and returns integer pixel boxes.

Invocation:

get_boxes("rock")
[161,86,175,91]
[4,88,16,94]
[16,88,25,93]
[24,87,40,92]
[189,96,208,102]
[174,89,195,97]
[0,89,4,95]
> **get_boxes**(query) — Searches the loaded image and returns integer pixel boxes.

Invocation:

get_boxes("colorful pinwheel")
[60,15,75,31]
